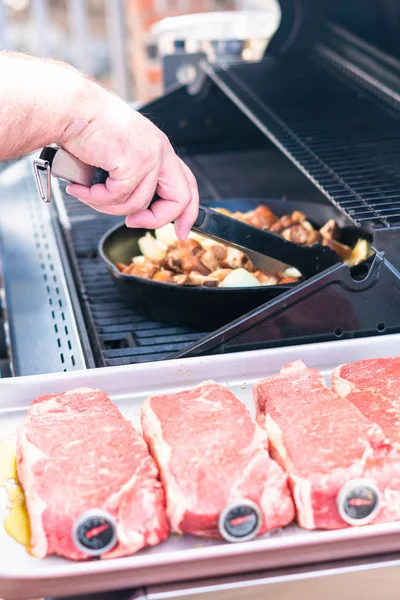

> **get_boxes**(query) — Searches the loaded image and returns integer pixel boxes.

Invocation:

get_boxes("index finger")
[125,147,192,230]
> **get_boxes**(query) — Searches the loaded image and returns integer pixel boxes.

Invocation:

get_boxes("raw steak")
[17,388,169,560]
[141,380,295,538]
[254,361,400,529]
[332,358,400,441]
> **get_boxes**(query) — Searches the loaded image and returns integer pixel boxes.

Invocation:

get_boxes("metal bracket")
[162,51,208,95]
[33,157,52,203]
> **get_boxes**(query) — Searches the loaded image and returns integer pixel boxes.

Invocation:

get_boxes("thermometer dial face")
[72,510,117,556]
[337,480,380,525]
[218,500,262,543]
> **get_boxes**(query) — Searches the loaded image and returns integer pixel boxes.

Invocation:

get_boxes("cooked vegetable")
[218,268,261,288]
[114,204,374,288]
[138,232,166,261]
[347,239,374,267]
[283,267,302,279]
[155,223,178,247]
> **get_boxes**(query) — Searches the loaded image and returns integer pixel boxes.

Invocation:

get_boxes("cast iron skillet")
[99,198,369,331]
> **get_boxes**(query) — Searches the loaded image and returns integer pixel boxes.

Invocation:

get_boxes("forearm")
[0,52,101,160]
[0,53,198,236]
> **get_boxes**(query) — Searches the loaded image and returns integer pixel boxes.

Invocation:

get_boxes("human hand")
[61,88,198,240]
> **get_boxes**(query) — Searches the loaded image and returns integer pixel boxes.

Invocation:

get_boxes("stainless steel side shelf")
[0,156,88,375]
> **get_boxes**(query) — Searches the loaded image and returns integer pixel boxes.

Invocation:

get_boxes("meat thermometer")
[72,509,117,557]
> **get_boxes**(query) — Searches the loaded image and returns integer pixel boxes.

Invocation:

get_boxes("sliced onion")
[138,233,166,261]
[155,223,178,247]
[218,268,261,288]
[283,267,302,278]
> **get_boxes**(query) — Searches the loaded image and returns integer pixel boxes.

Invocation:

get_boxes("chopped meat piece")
[254,360,400,529]
[116,262,128,272]
[173,272,218,286]
[128,257,160,279]
[321,237,352,261]
[282,225,309,245]
[306,230,322,245]
[176,239,203,254]
[279,276,298,284]
[254,271,280,285]
[301,220,314,232]
[153,270,174,283]
[231,211,246,222]
[269,221,284,233]
[222,247,253,271]
[214,207,232,216]
[332,358,400,442]
[164,242,210,275]
[17,388,168,560]
[242,206,278,229]
[320,219,340,241]
[141,381,295,538]
[291,211,306,224]
[278,215,294,229]
[200,244,228,272]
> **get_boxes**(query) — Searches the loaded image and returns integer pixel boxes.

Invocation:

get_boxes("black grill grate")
[206,49,400,227]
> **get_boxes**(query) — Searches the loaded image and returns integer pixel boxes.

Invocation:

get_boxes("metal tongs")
[34,146,340,278]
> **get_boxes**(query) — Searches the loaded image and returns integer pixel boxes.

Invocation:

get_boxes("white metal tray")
[1,334,400,600]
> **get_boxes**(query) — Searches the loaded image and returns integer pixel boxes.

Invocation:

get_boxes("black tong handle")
[193,206,340,278]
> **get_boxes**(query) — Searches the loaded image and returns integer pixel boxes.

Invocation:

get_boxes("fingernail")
[126,216,141,229]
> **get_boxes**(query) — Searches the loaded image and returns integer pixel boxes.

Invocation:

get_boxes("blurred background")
[0,0,280,104]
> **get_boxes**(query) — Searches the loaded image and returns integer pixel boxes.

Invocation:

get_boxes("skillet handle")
[192,206,340,278]
[35,147,109,199]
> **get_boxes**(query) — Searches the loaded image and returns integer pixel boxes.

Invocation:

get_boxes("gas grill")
[2,0,400,598]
